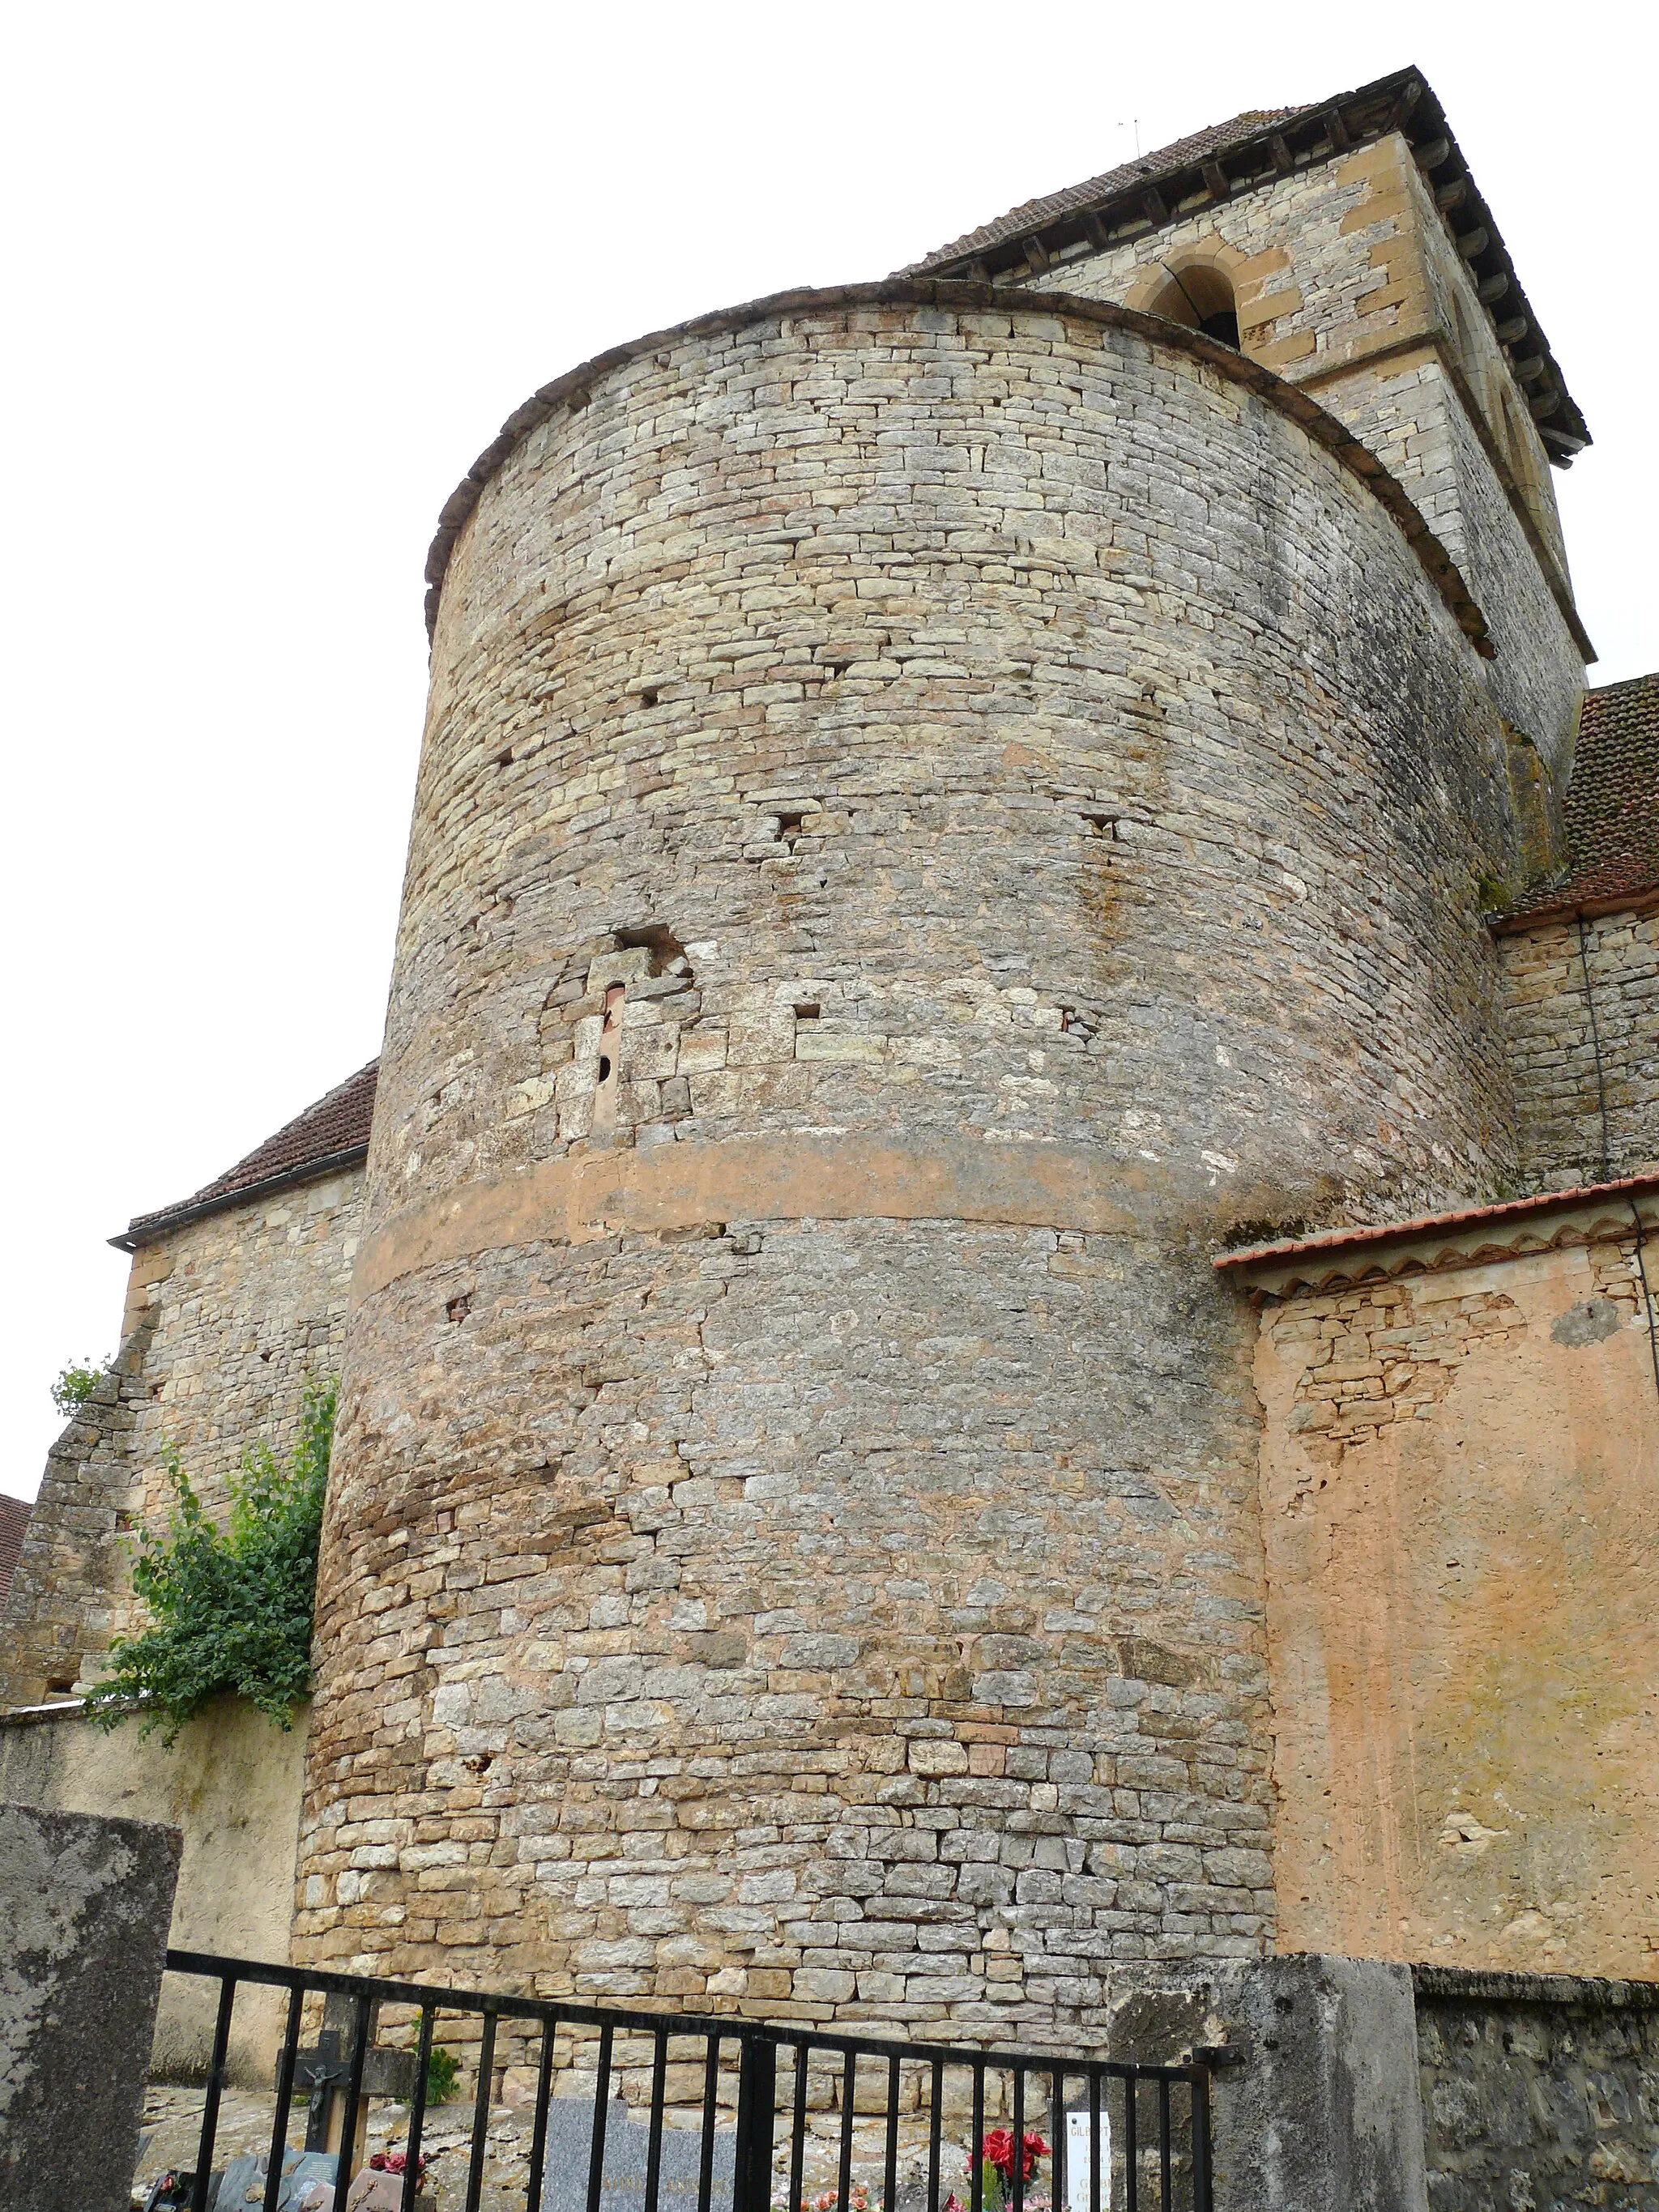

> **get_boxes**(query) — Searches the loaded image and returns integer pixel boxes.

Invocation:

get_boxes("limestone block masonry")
[297,283,1542,2040]
[0,1167,364,1707]
[0,1804,181,2212]
[1499,907,1659,1187]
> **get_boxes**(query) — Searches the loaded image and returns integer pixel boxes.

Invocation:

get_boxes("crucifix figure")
[289,1996,420,2162]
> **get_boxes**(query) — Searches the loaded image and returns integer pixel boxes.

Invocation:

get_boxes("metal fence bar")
[644,2024,669,2212]
[733,2034,774,2212]
[334,1990,373,2203]
[882,2052,900,2212]
[1123,2071,1138,2212]
[1089,2070,1103,2212]
[156,1950,1219,2212]
[262,1983,305,2212]
[463,2007,497,2212]
[525,2013,556,2212]
[787,2041,808,2212]
[970,2061,985,2212]
[697,2033,723,2212]
[190,1971,239,2212]
[836,2048,856,2212]
[1158,2078,1171,2212]
[1048,2066,1064,2212]
[586,2021,614,2212]
[926,2056,943,2212]
[162,1950,1200,2081]
[1011,2064,1026,2212]
[403,2005,436,2212]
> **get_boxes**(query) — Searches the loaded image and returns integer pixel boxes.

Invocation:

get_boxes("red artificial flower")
[368,2151,429,2180]
[980,2131,1050,2184]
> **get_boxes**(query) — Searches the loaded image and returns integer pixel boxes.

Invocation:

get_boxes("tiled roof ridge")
[1215,1169,1659,1281]
[1497,671,1659,927]
[900,64,1587,462]
[906,105,1305,272]
[118,1059,378,1251]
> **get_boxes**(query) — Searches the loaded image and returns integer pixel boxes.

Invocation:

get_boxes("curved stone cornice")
[423,278,1492,657]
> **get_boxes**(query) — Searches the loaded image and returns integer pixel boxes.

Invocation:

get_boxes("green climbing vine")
[86,1378,336,1742]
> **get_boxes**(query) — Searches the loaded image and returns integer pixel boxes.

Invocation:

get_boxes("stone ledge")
[1413,1962,1659,2010]
[422,279,1492,659]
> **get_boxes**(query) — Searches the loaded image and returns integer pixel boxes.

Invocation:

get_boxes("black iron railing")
[158,1950,1214,2212]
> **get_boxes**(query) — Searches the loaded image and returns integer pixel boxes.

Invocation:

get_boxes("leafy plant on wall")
[85,1378,336,1741]
[51,1357,109,1417]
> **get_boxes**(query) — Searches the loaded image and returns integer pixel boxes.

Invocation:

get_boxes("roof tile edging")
[112,1142,372,1254]
[904,65,1588,463]
[422,279,1491,658]
[1214,1171,1659,1296]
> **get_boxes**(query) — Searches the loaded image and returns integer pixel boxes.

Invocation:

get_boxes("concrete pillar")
[1210,1954,1430,2212]
[0,1804,182,2212]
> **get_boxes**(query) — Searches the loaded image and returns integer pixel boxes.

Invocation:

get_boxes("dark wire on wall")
[1576,910,1659,1405]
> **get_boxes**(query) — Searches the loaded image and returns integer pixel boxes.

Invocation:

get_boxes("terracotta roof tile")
[908,107,1303,272]
[0,1493,31,1616]
[1500,673,1659,924]
[1214,1170,1659,1276]
[122,1060,377,1247]
[901,66,1586,458]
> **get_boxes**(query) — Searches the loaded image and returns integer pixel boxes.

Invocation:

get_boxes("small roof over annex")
[906,64,1589,465]
[112,1060,378,1253]
[1216,1171,1659,1299]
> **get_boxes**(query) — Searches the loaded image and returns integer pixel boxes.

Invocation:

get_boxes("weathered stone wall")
[0,1803,181,2209]
[1252,1217,1659,1980]
[297,284,1537,2042]
[0,1167,363,1707]
[1414,1967,1659,2206]
[1001,130,1585,773]
[1499,906,1659,1188]
[0,1698,306,2080]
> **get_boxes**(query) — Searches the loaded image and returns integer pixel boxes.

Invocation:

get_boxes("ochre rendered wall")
[0,1699,307,2078]
[1256,1230,1659,1978]
[298,284,1537,2047]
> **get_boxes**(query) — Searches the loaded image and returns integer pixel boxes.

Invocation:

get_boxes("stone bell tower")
[293,70,1586,2039]
[915,65,1590,791]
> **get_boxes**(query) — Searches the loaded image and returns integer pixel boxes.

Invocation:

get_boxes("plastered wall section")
[1254,1233,1659,1980]
[1499,906,1659,1187]
[0,1167,364,1708]
[1009,130,1584,770]
[0,1698,306,2081]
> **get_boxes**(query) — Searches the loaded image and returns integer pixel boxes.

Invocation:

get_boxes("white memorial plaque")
[1065,2108,1112,2212]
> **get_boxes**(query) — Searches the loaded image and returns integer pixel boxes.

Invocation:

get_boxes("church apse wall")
[297,283,1541,2038]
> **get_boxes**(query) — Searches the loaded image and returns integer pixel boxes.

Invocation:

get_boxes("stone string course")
[296,292,1551,2042]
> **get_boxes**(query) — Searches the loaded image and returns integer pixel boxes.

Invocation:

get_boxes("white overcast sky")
[2,2,1653,1501]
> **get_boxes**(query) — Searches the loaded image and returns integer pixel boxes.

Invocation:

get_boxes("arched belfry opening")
[1149,262,1240,349]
